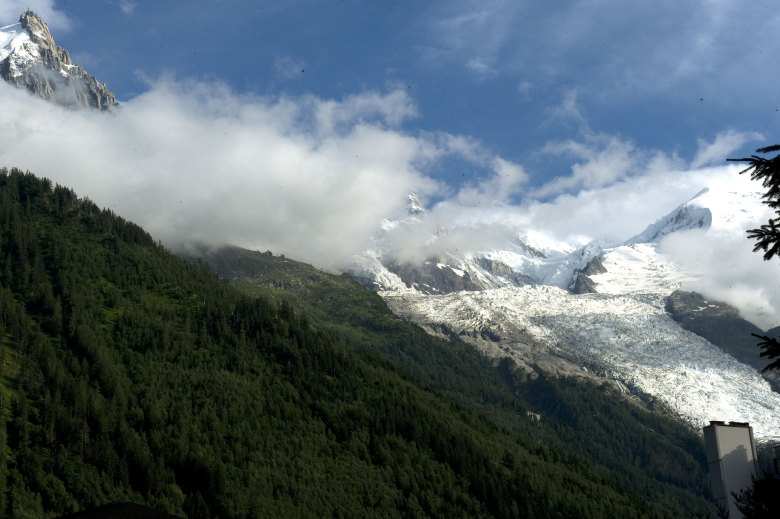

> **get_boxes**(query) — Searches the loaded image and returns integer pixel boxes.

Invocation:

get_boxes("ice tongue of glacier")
[382,245,780,443]
[360,178,780,442]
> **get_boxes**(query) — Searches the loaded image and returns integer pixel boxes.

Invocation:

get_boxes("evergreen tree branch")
[750,333,780,371]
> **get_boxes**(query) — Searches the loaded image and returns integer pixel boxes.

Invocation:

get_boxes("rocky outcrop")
[385,259,482,294]
[1,10,118,110]
[571,272,598,294]
[570,256,606,294]
[581,255,607,276]
[475,257,536,287]
[665,290,780,392]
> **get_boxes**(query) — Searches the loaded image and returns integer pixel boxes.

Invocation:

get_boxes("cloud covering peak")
[0,78,476,270]
[2,69,779,328]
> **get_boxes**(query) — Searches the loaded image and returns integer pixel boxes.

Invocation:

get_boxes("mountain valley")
[0,168,712,517]
[2,8,779,517]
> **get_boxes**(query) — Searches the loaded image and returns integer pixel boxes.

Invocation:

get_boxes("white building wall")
[703,421,758,519]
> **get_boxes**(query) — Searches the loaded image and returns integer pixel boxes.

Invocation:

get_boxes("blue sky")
[8,1,779,193]
[1,0,779,273]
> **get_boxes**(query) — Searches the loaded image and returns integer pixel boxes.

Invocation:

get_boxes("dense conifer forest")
[0,168,712,517]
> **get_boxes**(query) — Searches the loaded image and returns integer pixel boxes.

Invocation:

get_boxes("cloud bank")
[0,79,512,270]
[0,73,777,325]
[381,141,780,327]
[660,227,780,330]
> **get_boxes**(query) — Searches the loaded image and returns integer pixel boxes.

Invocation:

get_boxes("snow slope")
[0,22,41,77]
[354,177,780,442]
[383,281,780,441]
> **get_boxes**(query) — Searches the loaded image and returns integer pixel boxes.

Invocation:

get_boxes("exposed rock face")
[475,257,536,287]
[570,256,606,294]
[571,272,598,294]
[1,10,118,110]
[581,255,607,276]
[665,290,780,391]
[384,259,483,294]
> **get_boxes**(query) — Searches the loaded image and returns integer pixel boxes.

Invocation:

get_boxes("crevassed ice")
[362,155,780,441]
[388,282,780,442]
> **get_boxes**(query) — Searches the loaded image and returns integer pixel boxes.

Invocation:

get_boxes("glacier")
[352,173,780,442]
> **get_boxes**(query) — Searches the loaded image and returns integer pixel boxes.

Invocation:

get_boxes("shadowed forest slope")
[194,246,713,516]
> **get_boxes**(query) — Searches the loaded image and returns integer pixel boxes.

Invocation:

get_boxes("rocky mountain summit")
[0,10,117,110]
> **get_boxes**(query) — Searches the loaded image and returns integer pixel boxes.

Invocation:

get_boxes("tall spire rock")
[406,192,429,216]
[0,10,118,110]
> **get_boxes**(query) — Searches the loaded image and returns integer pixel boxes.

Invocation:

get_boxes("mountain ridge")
[0,10,117,110]
[351,178,780,442]
[0,9,770,516]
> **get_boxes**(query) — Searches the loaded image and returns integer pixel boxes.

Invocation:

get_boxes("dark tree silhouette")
[733,474,780,518]
[728,145,780,371]
[729,144,780,260]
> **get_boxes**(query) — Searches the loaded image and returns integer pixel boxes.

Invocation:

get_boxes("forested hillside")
[195,248,714,516]
[0,168,710,517]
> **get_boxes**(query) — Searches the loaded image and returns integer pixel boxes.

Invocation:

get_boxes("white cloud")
[534,134,638,198]
[425,1,780,105]
[544,90,588,130]
[385,163,716,265]
[312,89,419,135]
[690,129,764,169]
[465,59,496,79]
[430,2,510,56]
[0,80,444,271]
[455,156,528,205]
[530,91,648,198]
[4,75,777,326]
[0,0,70,30]
[516,80,532,101]
[519,168,705,247]
[119,1,138,16]
[425,0,518,80]
[433,133,488,164]
[660,226,780,330]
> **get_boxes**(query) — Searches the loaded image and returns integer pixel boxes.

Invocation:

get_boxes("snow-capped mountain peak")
[1,10,117,110]
[627,179,767,245]
[626,189,713,244]
[406,192,429,216]
[351,173,780,442]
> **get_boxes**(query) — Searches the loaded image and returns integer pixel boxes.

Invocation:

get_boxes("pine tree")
[728,144,780,369]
